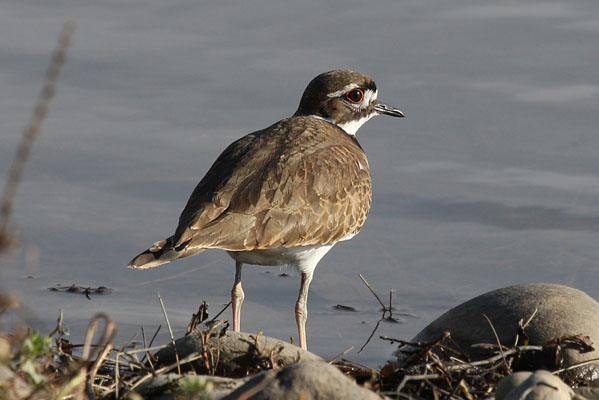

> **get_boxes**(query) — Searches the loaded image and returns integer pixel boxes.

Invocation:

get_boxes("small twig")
[444,370,468,400]
[250,331,265,356]
[198,320,228,374]
[209,301,232,323]
[206,319,228,339]
[125,350,205,394]
[397,373,442,393]
[48,309,65,338]
[141,326,148,349]
[389,289,393,319]
[359,274,387,311]
[122,343,170,356]
[187,301,209,334]
[120,352,207,398]
[157,292,181,374]
[268,345,284,370]
[515,307,538,346]
[482,313,511,374]
[339,358,377,373]
[148,324,161,349]
[379,335,413,346]
[86,342,113,399]
[358,319,382,353]
[82,313,118,361]
[118,332,139,353]
[121,371,155,395]
[329,346,355,364]
[115,352,120,398]
[553,356,599,375]
[358,274,399,352]
[522,308,538,329]
[89,342,114,378]
[140,326,151,367]
[447,346,543,372]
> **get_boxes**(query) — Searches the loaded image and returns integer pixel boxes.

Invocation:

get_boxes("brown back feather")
[171,116,372,251]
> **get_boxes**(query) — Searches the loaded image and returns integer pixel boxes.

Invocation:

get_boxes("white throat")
[335,113,376,136]
[307,113,375,136]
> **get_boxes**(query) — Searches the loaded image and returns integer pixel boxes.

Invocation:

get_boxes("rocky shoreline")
[2,283,599,399]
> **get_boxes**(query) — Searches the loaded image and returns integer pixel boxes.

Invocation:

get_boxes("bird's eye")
[345,88,364,103]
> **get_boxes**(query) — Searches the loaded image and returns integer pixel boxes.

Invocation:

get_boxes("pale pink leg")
[295,271,313,350]
[231,261,244,332]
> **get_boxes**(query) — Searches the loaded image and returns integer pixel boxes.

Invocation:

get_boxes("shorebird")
[128,70,404,350]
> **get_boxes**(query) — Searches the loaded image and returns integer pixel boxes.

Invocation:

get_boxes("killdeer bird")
[128,70,403,350]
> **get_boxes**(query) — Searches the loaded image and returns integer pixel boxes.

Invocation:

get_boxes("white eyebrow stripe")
[362,89,377,107]
[367,89,378,101]
[326,83,359,98]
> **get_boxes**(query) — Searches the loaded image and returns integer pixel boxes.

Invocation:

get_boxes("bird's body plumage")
[129,116,371,270]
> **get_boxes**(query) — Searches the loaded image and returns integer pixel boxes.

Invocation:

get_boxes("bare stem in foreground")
[0,21,75,251]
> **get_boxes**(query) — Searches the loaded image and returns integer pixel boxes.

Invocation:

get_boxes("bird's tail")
[127,238,205,269]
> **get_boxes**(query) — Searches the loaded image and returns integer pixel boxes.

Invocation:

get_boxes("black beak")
[375,103,405,117]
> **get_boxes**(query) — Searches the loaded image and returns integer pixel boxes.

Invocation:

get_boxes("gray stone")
[154,330,322,377]
[497,370,575,400]
[404,284,599,380]
[223,361,383,400]
[496,372,536,400]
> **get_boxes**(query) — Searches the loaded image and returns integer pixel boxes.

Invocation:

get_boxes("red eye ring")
[345,88,364,103]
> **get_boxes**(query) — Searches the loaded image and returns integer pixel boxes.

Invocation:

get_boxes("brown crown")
[294,70,378,123]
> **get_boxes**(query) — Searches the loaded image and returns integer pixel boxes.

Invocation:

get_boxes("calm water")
[1,0,599,366]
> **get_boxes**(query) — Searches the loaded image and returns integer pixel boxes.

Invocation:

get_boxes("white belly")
[227,243,336,274]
